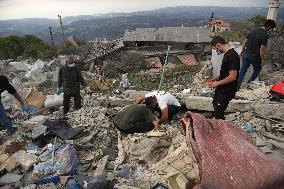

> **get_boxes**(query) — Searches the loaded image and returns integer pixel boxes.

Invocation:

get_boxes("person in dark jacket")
[238,19,276,89]
[0,75,30,135]
[57,56,86,114]
[113,104,158,134]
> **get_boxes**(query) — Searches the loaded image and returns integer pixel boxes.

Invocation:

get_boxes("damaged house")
[123,27,211,67]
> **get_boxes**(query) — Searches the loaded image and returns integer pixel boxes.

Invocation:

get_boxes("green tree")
[249,15,267,27]
[0,35,56,60]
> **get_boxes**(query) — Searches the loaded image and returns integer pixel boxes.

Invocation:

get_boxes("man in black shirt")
[238,19,276,88]
[210,36,240,119]
[0,75,27,134]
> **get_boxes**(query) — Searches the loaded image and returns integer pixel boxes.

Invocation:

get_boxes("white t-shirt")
[145,91,181,110]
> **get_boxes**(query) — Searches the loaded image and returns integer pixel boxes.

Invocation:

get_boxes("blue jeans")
[0,101,14,134]
[238,52,262,88]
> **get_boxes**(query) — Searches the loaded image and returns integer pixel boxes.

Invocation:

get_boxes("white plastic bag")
[45,93,64,108]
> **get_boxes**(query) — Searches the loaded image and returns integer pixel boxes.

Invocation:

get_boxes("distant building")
[123,27,211,47]
[267,0,281,21]
[123,27,211,62]
[208,19,230,32]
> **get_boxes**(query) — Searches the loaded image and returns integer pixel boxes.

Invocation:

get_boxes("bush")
[0,35,57,60]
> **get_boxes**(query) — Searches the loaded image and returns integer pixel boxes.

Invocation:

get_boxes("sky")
[0,0,282,20]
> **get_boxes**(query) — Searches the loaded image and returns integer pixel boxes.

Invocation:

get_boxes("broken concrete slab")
[93,155,109,176]
[12,150,38,171]
[254,103,284,120]
[0,173,23,184]
[123,90,148,100]
[183,96,251,112]
[25,88,47,108]
[0,156,18,172]
[259,146,273,154]
[9,62,29,71]
[22,184,37,189]
[28,124,48,140]
[266,139,284,150]
[130,137,171,164]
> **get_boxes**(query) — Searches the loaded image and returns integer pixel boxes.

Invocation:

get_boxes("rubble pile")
[85,39,124,63]
[0,41,284,188]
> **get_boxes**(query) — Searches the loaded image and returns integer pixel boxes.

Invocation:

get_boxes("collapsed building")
[123,27,211,67]
[0,23,284,188]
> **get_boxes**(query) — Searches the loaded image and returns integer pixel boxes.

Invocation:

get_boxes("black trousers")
[63,94,82,114]
[115,121,154,134]
[213,90,234,120]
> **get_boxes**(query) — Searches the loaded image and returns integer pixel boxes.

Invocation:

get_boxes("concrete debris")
[0,173,23,184]
[183,96,251,112]
[12,150,38,171]
[9,62,29,71]
[0,37,283,189]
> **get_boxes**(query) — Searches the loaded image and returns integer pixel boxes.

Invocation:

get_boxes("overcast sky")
[0,0,281,20]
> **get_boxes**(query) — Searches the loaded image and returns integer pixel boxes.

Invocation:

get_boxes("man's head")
[263,19,276,31]
[67,56,75,65]
[210,36,227,53]
[145,96,158,111]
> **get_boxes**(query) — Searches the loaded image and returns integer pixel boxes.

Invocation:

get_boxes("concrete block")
[9,62,29,71]
[254,103,284,120]
[0,173,23,184]
[12,150,37,171]
[123,90,148,100]
[183,96,251,112]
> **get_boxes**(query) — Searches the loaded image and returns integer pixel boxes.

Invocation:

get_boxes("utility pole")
[58,15,65,46]
[49,27,54,46]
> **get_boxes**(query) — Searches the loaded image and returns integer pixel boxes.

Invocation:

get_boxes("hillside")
[0,6,283,44]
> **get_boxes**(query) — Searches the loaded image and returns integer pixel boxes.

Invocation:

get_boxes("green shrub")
[0,35,57,60]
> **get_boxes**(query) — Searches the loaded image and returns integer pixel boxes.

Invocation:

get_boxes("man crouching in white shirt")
[135,91,181,130]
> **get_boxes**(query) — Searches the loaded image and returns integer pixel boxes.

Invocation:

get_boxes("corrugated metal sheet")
[124,27,211,43]
[178,54,197,66]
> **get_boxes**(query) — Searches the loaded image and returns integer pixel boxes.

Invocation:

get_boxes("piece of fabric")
[44,118,84,140]
[58,65,85,95]
[0,75,17,101]
[238,51,262,88]
[271,81,284,96]
[246,27,269,57]
[145,91,181,110]
[113,104,155,130]
[63,94,82,114]
[217,48,240,95]
[182,112,284,189]
[0,101,14,134]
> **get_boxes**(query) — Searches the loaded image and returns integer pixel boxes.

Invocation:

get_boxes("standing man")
[0,75,29,135]
[57,56,86,114]
[135,91,181,129]
[210,36,240,120]
[238,19,276,88]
